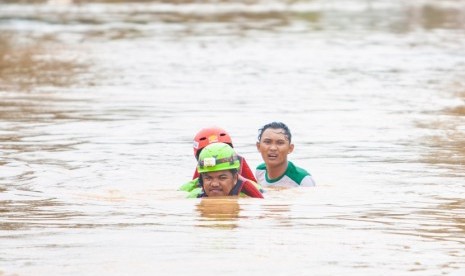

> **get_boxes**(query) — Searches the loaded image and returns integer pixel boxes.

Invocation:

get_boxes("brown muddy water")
[1,0,465,275]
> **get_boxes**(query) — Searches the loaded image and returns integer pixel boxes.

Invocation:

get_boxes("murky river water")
[1,0,465,275]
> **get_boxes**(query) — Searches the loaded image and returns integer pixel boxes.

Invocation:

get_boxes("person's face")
[201,170,238,197]
[256,128,294,168]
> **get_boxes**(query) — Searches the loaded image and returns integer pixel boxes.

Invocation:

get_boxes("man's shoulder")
[256,163,267,170]
[286,161,311,184]
[179,178,199,192]
[287,161,310,174]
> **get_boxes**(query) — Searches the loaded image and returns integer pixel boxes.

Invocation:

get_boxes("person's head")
[256,122,294,168]
[257,122,292,143]
[193,127,233,160]
[197,142,240,197]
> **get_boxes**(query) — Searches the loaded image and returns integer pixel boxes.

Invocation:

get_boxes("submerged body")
[193,143,264,198]
[180,127,259,197]
[256,161,315,188]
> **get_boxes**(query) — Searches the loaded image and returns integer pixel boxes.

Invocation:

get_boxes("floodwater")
[1,0,464,275]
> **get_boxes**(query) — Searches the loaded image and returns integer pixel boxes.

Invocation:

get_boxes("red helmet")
[193,127,233,158]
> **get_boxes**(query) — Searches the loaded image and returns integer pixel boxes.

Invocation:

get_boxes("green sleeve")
[179,178,200,192]
[187,187,202,198]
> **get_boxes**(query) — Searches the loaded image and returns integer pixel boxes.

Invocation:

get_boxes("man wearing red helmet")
[179,126,261,198]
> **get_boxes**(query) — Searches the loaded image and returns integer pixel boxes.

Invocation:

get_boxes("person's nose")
[210,178,220,187]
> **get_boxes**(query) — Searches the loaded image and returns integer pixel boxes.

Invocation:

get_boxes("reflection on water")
[1,0,465,275]
[195,198,240,229]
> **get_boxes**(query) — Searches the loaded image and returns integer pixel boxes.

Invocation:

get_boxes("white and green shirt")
[255,161,315,187]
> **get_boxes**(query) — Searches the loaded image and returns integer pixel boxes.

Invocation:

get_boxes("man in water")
[256,121,315,187]
[196,142,263,198]
[179,126,260,197]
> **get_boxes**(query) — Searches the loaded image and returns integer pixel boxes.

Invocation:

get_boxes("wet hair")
[257,122,292,143]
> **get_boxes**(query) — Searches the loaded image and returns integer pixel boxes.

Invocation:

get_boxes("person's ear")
[288,143,294,154]
[256,141,260,151]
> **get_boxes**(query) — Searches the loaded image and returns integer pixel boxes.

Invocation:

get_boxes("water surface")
[1,0,465,275]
